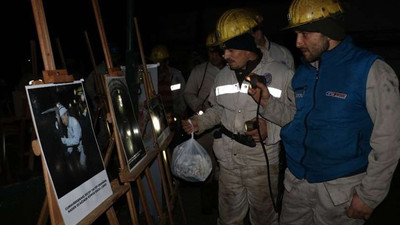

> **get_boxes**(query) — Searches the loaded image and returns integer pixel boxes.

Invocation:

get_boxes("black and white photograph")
[25,80,112,225]
[105,76,146,172]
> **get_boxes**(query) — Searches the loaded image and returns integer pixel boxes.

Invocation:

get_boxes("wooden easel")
[30,0,136,224]
[90,0,173,224]
[89,0,122,169]
[131,17,188,225]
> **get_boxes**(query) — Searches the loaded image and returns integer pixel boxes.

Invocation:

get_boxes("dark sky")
[4,0,400,94]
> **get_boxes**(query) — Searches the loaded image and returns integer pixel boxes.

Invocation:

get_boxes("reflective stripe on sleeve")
[170,83,181,91]
[268,87,282,98]
[216,83,240,96]
[215,83,282,98]
[240,84,250,94]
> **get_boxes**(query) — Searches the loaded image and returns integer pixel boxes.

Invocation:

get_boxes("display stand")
[91,0,173,224]
[30,0,136,224]
[130,17,187,225]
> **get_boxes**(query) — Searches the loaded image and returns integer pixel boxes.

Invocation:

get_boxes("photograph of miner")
[26,82,105,198]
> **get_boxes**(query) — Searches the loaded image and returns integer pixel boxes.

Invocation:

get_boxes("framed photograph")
[25,80,112,225]
[105,76,146,172]
[148,96,170,147]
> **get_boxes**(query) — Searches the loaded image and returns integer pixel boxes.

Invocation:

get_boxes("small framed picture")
[105,76,146,171]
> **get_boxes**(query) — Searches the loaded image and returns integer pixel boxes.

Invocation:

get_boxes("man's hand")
[245,118,267,142]
[247,80,271,107]
[182,119,199,134]
[346,192,373,220]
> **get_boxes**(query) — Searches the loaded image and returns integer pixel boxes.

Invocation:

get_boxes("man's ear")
[327,38,341,51]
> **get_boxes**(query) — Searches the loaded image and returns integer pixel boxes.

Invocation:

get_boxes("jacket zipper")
[300,63,320,178]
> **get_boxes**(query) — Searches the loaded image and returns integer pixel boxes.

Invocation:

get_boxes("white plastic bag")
[171,120,212,182]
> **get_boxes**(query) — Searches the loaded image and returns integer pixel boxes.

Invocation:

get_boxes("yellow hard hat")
[206,32,217,47]
[245,7,264,25]
[285,0,344,29]
[150,44,170,62]
[215,8,259,45]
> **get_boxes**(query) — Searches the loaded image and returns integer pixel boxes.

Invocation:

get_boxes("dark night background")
[4,0,400,99]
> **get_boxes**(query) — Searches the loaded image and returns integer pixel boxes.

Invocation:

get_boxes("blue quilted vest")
[281,36,380,183]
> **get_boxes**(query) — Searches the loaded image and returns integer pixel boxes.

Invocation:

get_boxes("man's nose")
[295,34,303,48]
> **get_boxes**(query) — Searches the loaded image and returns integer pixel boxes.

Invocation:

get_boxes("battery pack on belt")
[219,125,256,148]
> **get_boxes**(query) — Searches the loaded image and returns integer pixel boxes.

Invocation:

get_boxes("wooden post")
[91,0,114,72]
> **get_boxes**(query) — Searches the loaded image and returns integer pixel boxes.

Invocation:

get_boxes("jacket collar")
[301,35,353,68]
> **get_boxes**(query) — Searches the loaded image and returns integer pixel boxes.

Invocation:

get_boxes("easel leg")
[103,132,115,167]
[164,149,188,225]
[136,177,154,225]
[145,167,163,217]
[125,186,140,225]
[106,206,120,225]
[157,153,175,225]
[36,195,49,225]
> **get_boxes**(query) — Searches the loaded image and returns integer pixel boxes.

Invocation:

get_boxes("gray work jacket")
[194,53,294,167]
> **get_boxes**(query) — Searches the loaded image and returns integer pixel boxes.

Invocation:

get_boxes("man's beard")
[302,39,329,63]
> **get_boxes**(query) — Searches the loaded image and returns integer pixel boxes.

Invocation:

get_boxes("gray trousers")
[195,128,219,181]
[218,164,279,225]
[279,169,365,225]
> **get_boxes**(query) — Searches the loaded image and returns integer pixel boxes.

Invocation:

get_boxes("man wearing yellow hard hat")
[248,0,400,224]
[150,44,188,147]
[150,44,187,123]
[182,7,294,225]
